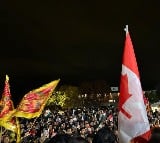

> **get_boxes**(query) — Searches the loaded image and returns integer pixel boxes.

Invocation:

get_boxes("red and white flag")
[118,26,150,143]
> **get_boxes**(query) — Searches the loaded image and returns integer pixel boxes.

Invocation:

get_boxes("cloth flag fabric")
[0,75,18,133]
[118,27,150,143]
[13,79,60,119]
[0,75,21,143]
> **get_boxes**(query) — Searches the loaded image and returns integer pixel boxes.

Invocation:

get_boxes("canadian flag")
[118,26,150,143]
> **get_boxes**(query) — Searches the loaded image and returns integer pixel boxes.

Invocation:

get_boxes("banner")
[13,79,60,119]
[0,75,21,143]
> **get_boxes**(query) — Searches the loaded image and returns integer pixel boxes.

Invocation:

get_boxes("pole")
[124,25,129,35]
[0,126,5,143]
[0,126,2,143]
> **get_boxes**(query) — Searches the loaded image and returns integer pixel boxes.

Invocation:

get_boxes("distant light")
[111,87,118,91]
[109,99,115,103]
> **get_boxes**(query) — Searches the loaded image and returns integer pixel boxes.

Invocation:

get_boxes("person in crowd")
[148,134,160,143]
[92,126,118,143]
[46,134,71,143]
[69,136,89,143]
[148,127,160,143]
[2,105,160,142]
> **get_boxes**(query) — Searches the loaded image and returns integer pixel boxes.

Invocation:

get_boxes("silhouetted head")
[151,127,160,134]
[92,127,117,143]
[148,127,160,143]
[70,136,89,143]
[148,134,160,143]
[47,134,71,143]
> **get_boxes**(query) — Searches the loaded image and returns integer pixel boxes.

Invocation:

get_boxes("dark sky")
[0,0,160,99]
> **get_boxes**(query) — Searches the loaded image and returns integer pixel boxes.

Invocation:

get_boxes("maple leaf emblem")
[119,74,132,118]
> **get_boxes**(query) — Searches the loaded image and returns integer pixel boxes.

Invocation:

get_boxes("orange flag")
[13,79,60,119]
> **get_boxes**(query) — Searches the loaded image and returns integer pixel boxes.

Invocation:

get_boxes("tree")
[47,91,68,109]
[59,85,80,108]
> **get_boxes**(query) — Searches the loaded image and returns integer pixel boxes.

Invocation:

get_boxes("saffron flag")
[118,26,150,143]
[0,75,21,143]
[13,79,60,119]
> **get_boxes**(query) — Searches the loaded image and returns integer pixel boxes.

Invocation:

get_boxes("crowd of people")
[19,105,119,143]
[1,104,160,143]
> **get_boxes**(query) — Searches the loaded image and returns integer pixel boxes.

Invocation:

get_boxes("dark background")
[0,0,160,101]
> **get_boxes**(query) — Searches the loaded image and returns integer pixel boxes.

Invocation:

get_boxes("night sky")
[0,0,160,100]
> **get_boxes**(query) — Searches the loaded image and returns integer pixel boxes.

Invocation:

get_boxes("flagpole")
[124,25,129,35]
[0,126,7,143]
[0,126,2,143]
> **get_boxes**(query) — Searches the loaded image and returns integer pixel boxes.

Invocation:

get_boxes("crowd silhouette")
[1,104,160,142]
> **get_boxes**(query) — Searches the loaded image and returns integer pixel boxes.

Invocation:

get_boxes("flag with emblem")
[118,26,150,143]
[0,75,21,143]
[0,75,17,132]
[13,79,60,119]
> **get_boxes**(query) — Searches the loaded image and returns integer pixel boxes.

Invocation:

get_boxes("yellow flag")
[13,79,60,119]
[0,75,21,143]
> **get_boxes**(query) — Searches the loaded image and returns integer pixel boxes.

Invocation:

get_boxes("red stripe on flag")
[122,33,140,78]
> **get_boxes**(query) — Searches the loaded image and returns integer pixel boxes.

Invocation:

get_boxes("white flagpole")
[124,25,129,35]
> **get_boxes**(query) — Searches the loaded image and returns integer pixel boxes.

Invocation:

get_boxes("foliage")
[47,91,68,107]
[47,85,80,108]
[47,81,112,108]
[59,85,80,108]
